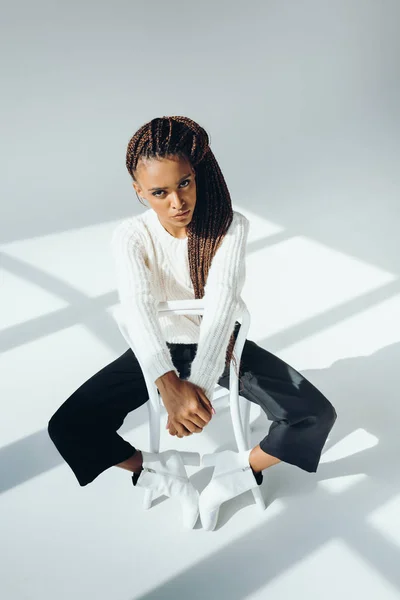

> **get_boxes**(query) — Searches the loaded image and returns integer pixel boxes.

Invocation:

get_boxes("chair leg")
[252,486,266,511]
[143,385,161,510]
[239,396,251,448]
[233,383,266,511]
[230,379,248,453]
[148,394,161,454]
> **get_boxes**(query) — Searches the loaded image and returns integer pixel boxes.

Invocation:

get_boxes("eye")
[152,179,191,198]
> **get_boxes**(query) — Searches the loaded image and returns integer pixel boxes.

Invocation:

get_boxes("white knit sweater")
[110,208,249,402]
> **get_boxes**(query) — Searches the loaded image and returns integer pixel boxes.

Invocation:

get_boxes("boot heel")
[202,453,217,467]
[143,490,152,510]
[180,451,201,466]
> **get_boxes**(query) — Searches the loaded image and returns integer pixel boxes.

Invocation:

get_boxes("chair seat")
[212,384,230,400]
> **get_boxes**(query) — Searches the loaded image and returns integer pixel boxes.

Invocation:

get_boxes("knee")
[316,397,337,428]
[47,396,79,444]
[47,408,64,444]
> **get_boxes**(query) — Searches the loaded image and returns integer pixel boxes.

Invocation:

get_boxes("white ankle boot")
[199,449,259,531]
[135,449,200,529]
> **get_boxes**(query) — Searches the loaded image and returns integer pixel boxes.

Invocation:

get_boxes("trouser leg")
[218,337,337,473]
[47,348,148,486]
[47,343,199,486]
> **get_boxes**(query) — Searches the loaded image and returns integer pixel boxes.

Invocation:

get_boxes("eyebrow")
[148,173,192,191]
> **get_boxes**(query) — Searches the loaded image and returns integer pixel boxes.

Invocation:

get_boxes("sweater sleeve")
[186,212,250,402]
[110,221,179,384]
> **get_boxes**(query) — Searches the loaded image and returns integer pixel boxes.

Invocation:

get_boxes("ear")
[132,182,141,195]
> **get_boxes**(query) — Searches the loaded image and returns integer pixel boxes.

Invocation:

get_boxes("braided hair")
[125,115,240,378]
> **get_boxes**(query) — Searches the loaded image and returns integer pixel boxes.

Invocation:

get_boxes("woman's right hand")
[156,373,213,437]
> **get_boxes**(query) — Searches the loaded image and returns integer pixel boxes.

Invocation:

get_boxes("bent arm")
[187,213,250,401]
[110,222,179,385]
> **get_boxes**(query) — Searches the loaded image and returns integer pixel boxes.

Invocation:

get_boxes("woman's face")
[132,155,197,238]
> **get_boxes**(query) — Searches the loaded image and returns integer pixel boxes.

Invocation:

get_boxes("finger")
[175,423,192,437]
[194,401,212,425]
[197,389,214,414]
[172,425,183,438]
[192,386,213,416]
[180,419,199,434]
[187,413,206,430]
[182,418,202,434]
[167,421,177,435]
[169,421,180,437]
[201,398,216,417]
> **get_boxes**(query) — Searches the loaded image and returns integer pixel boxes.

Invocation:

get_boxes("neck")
[159,217,187,239]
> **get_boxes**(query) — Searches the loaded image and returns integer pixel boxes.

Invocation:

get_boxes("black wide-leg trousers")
[48,330,337,487]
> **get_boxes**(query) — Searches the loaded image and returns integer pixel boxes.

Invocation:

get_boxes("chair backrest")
[116,297,249,359]
[115,298,250,402]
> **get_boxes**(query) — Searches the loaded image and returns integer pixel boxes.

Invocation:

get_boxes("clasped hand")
[162,379,214,438]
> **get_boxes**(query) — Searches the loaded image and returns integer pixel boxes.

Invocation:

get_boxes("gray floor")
[2,207,400,599]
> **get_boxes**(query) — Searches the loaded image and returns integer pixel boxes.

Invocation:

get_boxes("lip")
[172,209,190,220]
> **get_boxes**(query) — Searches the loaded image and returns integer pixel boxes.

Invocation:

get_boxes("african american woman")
[48,116,337,531]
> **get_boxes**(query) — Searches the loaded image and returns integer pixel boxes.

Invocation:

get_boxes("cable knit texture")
[110,208,249,402]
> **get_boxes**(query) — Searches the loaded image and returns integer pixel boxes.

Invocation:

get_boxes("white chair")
[116,298,265,513]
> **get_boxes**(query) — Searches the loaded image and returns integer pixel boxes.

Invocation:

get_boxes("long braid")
[126,116,241,379]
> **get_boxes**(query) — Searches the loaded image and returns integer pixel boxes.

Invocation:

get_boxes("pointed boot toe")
[135,449,199,529]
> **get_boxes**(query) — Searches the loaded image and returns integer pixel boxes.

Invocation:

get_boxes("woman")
[48,116,337,531]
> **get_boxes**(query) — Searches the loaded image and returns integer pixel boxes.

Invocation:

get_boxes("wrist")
[155,370,181,393]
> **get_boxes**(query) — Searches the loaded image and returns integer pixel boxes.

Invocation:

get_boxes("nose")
[171,192,185,210]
